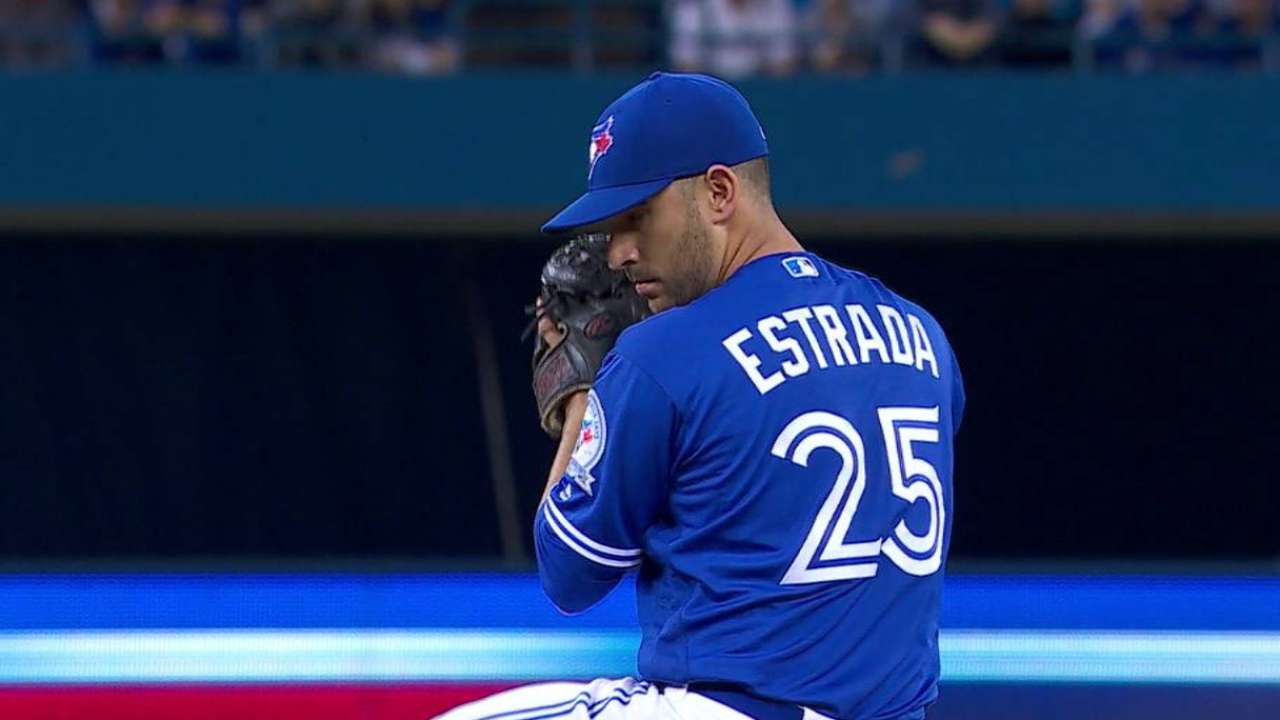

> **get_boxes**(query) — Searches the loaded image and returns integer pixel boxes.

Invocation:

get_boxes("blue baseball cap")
[541,71,769,234]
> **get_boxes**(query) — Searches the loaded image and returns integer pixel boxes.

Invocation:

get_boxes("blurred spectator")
[912,0,1003,65]
[364,0,457,75]
[1090,0,1217,71]
[1,0,1276,74]
[268,0,359,68]
[0,0,81,69]
[998,0,1082,67]
[669,0,798,78]
[1214,0,1279,69]
[591,1,664,68]
[1079,0,1123,38]
[462,1,574,68]
[241,0,270,35]
[144,0,242,65]
[88,0,165,64]
[1219,0,1277,35]
[801,0,896,73]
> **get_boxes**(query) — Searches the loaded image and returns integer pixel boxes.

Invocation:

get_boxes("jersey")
[534,250,965,720]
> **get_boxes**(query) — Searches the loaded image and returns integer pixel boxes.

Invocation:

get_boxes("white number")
[772,412,880,584]
[772,406,944,585]
[878,406,945,577]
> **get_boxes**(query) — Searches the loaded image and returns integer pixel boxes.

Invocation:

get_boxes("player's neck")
[717,210,803,284]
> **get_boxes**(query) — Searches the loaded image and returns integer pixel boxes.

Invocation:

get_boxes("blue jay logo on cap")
[588,116,615,179]
[542,73,769,234]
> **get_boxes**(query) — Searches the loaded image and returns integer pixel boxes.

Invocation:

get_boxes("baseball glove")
[526,233,650,438]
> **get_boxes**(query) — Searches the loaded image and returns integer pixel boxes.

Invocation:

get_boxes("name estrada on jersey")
[534,251,965,720]
[723,301,940,396]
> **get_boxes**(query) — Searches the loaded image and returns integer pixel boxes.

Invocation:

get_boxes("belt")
[686,683,805,720]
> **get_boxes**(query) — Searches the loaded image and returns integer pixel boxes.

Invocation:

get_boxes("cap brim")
[541,178,673,234]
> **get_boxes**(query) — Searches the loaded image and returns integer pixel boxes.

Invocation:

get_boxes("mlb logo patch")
[782,256,819,279]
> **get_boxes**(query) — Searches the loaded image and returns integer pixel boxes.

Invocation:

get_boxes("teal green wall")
[1,71,1277,216]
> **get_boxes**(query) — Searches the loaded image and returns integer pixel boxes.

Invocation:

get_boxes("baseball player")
[438,72,964,720]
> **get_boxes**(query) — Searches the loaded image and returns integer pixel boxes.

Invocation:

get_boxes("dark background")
[3,234,1274,563]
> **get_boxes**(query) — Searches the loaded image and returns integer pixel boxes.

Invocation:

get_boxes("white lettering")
[878,305,914,367]
[846,304,890,364]
[813,305,857,366]
[782,307,829,369]
[908,314,940,379]
[723,328,784,394]
[726,304,944,395]
[758,315,810,377]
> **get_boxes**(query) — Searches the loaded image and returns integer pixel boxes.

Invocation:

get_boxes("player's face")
[604,180,717,313]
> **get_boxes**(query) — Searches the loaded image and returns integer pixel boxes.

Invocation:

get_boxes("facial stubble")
[663,185,717,309]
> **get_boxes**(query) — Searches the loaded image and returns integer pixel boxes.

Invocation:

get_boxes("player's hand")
[535,296,567,349]
[527,234,650,439]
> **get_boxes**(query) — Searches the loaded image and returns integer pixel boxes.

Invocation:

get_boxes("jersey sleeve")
[534,351,677,615]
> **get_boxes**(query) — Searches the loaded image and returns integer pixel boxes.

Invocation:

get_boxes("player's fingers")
[538,316,566,347]
[534,297,566,347]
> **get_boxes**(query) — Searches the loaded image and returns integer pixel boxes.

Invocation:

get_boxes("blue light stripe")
[0,574,1274,631]
[0,629,1277,686]
[940,631,1280,684]
[0,574,637,631]
[940,575,1280,631]
[0,630,637,683]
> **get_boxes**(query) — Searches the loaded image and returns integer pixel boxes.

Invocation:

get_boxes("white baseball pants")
[431,677,834,720]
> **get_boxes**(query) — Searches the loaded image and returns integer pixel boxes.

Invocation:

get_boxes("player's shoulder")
[814,252,896,298]
[819,254,949,337]
[611,301,701,367]
[604,290,734,396]
[609,250,952,379]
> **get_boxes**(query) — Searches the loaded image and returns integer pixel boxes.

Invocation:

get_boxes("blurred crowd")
[674,0,1278,73]
[0,0,458,73]
[0,0,1275,74]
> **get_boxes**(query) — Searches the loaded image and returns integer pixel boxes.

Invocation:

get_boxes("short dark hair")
[733,156,772,203]
[677,157,771,206]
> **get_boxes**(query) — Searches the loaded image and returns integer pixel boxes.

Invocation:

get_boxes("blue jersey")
[534,251,965,720]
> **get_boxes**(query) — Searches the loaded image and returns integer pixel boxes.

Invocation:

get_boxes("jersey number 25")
[772,407,944,585]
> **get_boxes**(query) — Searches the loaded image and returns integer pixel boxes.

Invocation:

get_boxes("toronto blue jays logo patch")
[588,116,614,179]
[566,389,607,496]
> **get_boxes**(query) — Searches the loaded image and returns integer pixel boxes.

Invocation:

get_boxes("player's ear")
[703,164,737,224]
